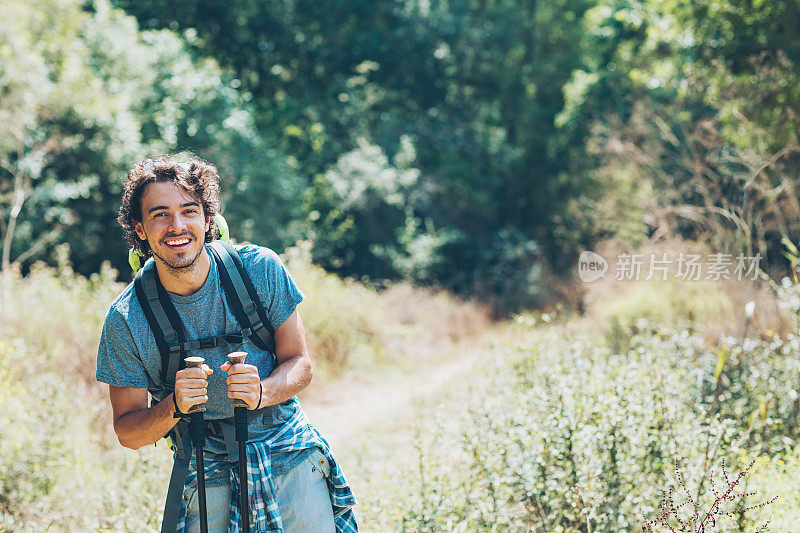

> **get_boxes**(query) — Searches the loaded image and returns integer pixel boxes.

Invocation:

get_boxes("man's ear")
[134,220,147,241]
[205,215,211,234]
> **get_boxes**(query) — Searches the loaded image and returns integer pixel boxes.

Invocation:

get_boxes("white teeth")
[166,238,190,246]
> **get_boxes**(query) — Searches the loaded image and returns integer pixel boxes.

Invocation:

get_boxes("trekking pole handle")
[185,356,209,533]
[227,351,249,408]
[184,356,207,413]
[228,351,250,446]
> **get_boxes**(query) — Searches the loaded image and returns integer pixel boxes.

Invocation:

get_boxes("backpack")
[133,240,275,396]
[133,239,275,533]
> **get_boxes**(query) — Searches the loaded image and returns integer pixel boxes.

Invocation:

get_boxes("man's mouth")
[164,236,192,248]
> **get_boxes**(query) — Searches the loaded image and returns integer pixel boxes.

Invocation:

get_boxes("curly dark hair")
[118,155,221,257]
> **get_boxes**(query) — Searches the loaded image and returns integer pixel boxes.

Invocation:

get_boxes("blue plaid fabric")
[175,409,357,532]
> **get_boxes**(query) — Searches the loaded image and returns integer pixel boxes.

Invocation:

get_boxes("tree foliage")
[3,0,800,311]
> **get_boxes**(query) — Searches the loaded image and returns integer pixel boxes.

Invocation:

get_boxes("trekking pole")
[185,356,209,533]
[228,351,251,533]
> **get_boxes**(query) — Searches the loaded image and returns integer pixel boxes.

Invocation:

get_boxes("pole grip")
[227,351,249,409]
[189,412,205,448]
[228,352,251,532]
[185,357,208,533]
[234,406,248,442]
[184,356,207,414]
[227,351,250,442]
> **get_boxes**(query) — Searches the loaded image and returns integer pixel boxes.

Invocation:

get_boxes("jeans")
[184,448,335,533]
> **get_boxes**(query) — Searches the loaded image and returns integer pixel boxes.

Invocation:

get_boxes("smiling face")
[134,181,211,272]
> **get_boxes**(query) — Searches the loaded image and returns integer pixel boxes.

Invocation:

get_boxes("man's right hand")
[173,363,213,413]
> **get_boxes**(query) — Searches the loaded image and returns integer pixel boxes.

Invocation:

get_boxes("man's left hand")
[221,361,261,410]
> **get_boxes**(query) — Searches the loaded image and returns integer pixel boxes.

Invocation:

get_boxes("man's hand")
[174,363,213,414]
[221,360,261,410]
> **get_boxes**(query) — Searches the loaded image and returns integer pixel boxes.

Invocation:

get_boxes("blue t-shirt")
[96,243,311,475]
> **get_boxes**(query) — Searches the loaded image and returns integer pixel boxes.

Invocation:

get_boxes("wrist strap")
[255,382,263,410]
[172,393,186,418]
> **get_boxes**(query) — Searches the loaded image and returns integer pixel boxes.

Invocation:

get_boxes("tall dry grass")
[580,238,790,348]
[0,244,491,530]
[284,243,491,380]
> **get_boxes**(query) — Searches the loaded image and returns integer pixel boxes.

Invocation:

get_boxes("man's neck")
[154,247,212,296]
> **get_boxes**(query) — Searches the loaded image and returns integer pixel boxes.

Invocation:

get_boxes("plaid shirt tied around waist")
[176,409,357,533]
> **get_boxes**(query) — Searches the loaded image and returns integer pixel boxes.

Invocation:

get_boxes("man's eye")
[154,212,167,218]
[184,209,198,215]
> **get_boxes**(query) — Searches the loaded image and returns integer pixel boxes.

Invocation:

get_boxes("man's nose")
[167,212,189,233]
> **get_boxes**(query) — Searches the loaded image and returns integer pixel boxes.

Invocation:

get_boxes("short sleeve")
[255,248,305,331]
[95,308,149,388]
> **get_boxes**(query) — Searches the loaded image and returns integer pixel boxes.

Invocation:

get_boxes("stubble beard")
[153,246,203,276]
[147,232,205,276]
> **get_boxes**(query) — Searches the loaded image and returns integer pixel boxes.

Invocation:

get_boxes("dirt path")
[299,343,484,448]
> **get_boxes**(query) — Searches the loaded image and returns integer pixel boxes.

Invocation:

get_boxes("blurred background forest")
[3,0,799,313]
[4,0,800,531]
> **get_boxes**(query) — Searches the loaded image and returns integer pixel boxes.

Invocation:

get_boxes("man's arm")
[109,364,212,450]
[223,309,312,409]
[109,386,178,450]
[262,308,313,406]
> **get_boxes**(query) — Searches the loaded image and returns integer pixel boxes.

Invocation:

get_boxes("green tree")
[565,0,800,272]
[0,0,143,277]
[118,0,597,311]
[1,0,302,279]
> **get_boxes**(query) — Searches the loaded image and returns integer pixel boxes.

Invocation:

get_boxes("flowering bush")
[378,315,797,531]
[744,451,800,531]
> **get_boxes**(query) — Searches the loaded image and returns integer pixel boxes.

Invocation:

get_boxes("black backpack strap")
[208,241,275,352]
[161,421,191,533]
[133,258,186,394]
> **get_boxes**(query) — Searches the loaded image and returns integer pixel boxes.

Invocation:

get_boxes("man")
[95,156,357,532]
